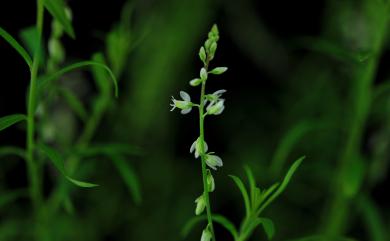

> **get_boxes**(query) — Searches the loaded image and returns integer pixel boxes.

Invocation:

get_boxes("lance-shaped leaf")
[0,114,26,132]
[229,174,251,216]
[43,0,75,38]
[39,143,98,188]
[0,27,32,69]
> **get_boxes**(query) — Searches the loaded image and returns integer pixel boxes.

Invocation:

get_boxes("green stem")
[26,0,45,239]
[198,62,216,241]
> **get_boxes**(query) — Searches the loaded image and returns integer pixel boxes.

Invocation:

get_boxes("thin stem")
[198,61,216,241]
[27,0,44,214]
[26,0,45,239]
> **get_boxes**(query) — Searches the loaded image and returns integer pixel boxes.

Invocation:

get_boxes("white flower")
[170,91,193,114]
[190,137,208,158]
[206,99,225,115]
[195,194,206,215]
[205,154,223,170]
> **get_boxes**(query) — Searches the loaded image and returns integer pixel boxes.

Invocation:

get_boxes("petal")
[190,140,197,153]
[213,89,227,96]
[180,91,191,101]
[181,107,192,115]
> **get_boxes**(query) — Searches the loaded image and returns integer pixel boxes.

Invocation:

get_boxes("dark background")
[1,0,390,240]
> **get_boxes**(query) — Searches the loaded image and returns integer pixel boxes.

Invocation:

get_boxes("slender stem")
[27,0,44,213]
[198,61,216,241]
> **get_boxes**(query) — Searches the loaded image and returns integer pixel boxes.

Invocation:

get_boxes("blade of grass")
[43,0,75,38]
[229,175,251,217]
[0,27,33,69]
[39,143,98,188]
[0,114,27,132]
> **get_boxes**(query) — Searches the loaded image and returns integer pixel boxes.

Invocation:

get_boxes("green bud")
[195,194,206,215]
[209,42,217,57]
[209,67,228,75]
[201,226,212,241]
[204,39,212,52]
[190,78,202,87]
[48,38,65,63]
[200,68,208,81]
[199,47,206,64]
[206,170,215,192]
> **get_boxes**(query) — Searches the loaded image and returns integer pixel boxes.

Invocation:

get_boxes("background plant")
[1,0,390,240]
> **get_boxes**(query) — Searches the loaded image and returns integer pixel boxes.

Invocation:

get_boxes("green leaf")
[0,27,32,69]
[244,165,257,208]
[38,61,119,97]
[209,67,228,75]
[181,214,238,240]
[256,183,279,209]
[91,53,111,96]
[229,175,251,216]
[254,218,275,240]
[43,0,75,38]
[58,87,88,122]
[0,114,27,132]
[0,146,26,160]
[19,26,45,66]
[39,143,98,188]
[257,156,304,214]
[342,155,365,197]
[110,154,142,205]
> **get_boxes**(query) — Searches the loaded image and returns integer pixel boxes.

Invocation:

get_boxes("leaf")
[255,182,279,210]
[254,218,275,240]
[243,165,257,207]
[0,114,27,132]
[357,195,387,241]
[342,155,365,197]
[181,214,238,240]
[0,146,26,159]
[229,175,251,216]
[19,26,45,65]
[91,53,111,96]
[110,154,142,205]
[0,27,33,69]
[58,87,88,122]
[39,143,98,188]
[43,0,75,38]
[38,61,119,97]
[257,156,304,214]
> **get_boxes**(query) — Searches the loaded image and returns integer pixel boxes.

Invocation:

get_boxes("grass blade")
[258,156,305,214]
[229,175,251,216]
[244,165,257,208]
[0,27,33,69]
[0,114,27,132]
[58,87,88,122]
[0,146,26,160]
[43,0,75,38]
[110,154,142,205]
[39,143,98,188]
[38,61,119,97]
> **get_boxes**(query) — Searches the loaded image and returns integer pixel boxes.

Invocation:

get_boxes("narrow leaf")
[0,27,33,69]
[244,165,257,208]
[0,114,26,132]
[110,154,142,205]
[258,156,304,214]
[0,146,26,160]
[254,218,275,240]
[38,61,119,97]
[43,0,75,38]
[58,87,88,122]
[39,143,98,188]
[229,175,251,216]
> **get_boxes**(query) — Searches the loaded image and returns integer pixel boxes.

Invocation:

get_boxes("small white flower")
[206,99,225,115]
[205,154,223,170]
[190,137,208,158]
[195,194,206,215]
[201,227,212,241]
[170,91,193,114]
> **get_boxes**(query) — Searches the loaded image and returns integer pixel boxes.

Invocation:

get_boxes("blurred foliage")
[1,0,390,240]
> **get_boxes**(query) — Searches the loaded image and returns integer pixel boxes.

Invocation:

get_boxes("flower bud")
[190,78,202,87]
[200,68,208,81]
[201,226,212,241]
[206,100,225,115]
[206,170,215,192]
[195,194,206,215]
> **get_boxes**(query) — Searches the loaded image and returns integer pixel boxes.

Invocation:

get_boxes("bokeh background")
[1,0,390,240]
